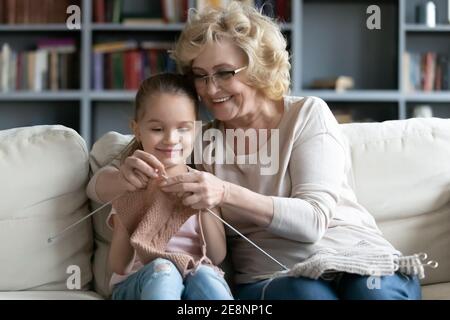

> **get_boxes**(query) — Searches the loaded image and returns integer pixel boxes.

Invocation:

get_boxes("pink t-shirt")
[106,208,203,289]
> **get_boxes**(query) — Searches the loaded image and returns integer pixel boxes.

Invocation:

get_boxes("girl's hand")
[118,150,166,192]
[159,168,229,210]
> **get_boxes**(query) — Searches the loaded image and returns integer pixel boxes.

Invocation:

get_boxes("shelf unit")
[299,0,450,122]
[404,24,450,32]
[0,24,82,31]
[1,0,449,147]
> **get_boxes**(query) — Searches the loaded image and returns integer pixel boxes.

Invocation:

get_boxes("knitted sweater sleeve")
[267,97,348,243]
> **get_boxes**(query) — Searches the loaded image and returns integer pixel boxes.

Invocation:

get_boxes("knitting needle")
[48,172,290,271]
[204,206,289,271]
[160,174,289,271]
[47,193,125,244]
[47,169,165,243]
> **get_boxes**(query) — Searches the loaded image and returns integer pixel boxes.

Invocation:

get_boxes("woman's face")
[191,38,259,123]
[132,93,196,168]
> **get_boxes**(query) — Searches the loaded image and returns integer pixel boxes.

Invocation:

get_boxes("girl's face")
[132,92,196,168]
[191,38,259,123]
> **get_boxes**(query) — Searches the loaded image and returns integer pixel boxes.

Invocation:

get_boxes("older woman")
[87,2,421,300]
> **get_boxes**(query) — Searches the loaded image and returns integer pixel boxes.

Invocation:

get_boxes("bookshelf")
[0,0,449,147]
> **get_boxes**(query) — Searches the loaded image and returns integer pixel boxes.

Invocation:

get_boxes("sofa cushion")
[0,125,93,291]
[0,290,103,300]
[422,282,450,300]
[341,118,450,285]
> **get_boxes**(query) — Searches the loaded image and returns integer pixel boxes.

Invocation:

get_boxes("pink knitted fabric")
[112,180,200,275]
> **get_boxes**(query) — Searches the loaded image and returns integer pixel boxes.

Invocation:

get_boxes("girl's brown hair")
[119,73,198,164]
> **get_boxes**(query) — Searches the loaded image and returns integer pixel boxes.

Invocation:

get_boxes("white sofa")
[1,117,449,300]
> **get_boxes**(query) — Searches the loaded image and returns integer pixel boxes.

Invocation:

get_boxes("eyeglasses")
[192,66,247,89]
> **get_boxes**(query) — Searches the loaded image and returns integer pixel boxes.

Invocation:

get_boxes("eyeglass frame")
[191,66,248,88]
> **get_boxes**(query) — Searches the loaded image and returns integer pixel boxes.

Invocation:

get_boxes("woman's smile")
[211,96,233,104]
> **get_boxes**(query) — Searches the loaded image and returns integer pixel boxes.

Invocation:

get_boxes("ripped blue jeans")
[111,258,234,300]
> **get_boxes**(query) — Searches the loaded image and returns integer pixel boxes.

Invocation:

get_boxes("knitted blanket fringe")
[253,241,438,281]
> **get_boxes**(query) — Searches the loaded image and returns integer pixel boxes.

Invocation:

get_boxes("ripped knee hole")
[154,262,172,273]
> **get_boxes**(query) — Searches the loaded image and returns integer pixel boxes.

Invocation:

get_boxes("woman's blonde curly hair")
[171,1,291,101]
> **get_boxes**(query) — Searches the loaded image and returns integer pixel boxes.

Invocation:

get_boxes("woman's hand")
[159,168,229,210]
[118,150,167,192]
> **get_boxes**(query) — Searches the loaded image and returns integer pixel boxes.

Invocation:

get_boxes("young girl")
[106,73,233,300]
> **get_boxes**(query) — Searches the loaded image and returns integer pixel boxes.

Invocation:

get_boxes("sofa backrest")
[341,118,450,285]
[0,125,93,291]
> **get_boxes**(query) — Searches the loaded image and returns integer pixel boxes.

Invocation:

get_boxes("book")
[422,52,436,92]
[404,51,449,91]
[411,53,421,91]
[105,53,113,89]
[1,44,11,91]
[112,0,122,24]
[0,0,4,23]
[16,52,23,90]
[93,52,104,90]
[34,49,48,92]
[15,0,25,24]
[94,0,106,23]
[50,50,58,91]
[403,52,412,92]
[196,0,229,10]
[310,76,355,92]
[27,51,36,91]
[11,51,17,90]
[441,55,449,90]
[276,0,288,21]
[111,52,124,89]
[448,0,450,24]
[435,55,443,91]
[37,38,77,53]
[93,41,138,53]
[105,0,114,22]
[2,0,76,24]
[59,53,67,89]
[148,49,159,74]
[124,50,142,90]
[20,52,28,90]
[161,0,185,23]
